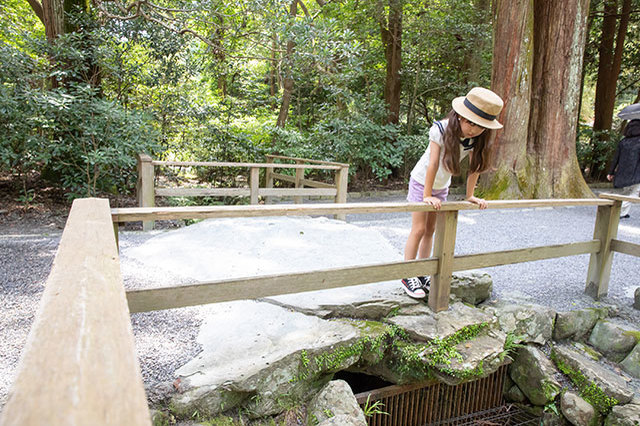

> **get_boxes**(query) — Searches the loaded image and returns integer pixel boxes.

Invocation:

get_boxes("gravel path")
[1,192,639,409]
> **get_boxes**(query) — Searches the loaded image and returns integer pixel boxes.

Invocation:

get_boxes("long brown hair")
[441,110,494,175]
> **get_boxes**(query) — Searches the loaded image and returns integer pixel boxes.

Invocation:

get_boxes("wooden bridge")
[1,193,639,425]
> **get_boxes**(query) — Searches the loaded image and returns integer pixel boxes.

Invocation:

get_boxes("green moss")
[292,322,404,383]
[391,323,490,380]
[551,351,618,415]
[622,330,640,344]
[476,172,510,200]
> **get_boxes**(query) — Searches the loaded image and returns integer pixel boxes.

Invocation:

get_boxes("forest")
[1,0,639,205]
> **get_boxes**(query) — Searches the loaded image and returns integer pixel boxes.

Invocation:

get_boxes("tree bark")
[479,0,592,199]
[592,0,631,158]
[379,0,402,125]
[41,0,65,43]
[276,1,298,128]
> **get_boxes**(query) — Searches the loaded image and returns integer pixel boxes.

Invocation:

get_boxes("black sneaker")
[401,277,426,299]
[418,276,431,291]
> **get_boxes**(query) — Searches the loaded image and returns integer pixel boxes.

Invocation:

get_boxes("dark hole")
[333,371,393,394]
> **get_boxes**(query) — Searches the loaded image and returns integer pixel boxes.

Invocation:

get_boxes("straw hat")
[452,87,504,129]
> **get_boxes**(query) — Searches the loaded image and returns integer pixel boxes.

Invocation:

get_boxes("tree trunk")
[479,0,592,199]
[591,0,631,177]
[379,0,402,125]
[276,1,298,128]
[41,0,65,43]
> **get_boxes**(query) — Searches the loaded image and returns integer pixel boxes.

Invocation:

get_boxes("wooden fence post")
[334,165,349,221]
[265,156,274,204]
[250,167,260,205]
[137,153,155,231]
[585,202,621,299]
[429,210,458,313]
[294,160,304,204]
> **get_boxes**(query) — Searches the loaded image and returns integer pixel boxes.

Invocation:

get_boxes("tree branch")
[26,0,45,24]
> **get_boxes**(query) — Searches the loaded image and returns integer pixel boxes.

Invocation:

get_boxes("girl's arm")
[466,152,488,209]
[423,142,442,209]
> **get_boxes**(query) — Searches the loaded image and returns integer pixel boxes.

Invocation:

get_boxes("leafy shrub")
[272,112,406,182]
[576,123,619,180]
[0,19,159,199]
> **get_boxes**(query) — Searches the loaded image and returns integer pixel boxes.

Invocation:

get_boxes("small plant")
[544,401,559,415]
[363,395,389,417]
[322,408,334,418]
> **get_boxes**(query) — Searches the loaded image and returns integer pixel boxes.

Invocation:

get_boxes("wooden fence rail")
[4,194,639,422]
[112,194,640,314]
[136,153,350,230]
[0,199,150,426]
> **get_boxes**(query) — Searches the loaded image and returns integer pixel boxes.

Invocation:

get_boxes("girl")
[401,87,504,299]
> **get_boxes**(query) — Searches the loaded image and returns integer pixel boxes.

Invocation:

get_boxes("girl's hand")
[467,196,488,209]
[607,174,614,182]
[423,196,442,210]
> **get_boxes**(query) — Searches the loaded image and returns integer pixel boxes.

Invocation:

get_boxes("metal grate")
[355,365,539,426]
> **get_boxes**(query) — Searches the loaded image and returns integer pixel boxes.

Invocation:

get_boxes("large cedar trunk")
[379,0,402,125]
[479,0,593,199]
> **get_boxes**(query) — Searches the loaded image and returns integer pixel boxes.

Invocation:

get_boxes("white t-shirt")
[410,119,474,190]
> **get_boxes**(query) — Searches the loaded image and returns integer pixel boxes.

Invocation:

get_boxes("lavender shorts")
[406,177,449,203]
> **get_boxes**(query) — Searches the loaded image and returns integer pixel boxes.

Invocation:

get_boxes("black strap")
[464,98,496,121]
[460,138,476,151]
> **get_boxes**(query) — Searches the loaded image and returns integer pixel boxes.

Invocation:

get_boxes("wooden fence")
[3,193,639,424]
[137,153,350,230]
[111,194,640,313]
[0,199,150,426]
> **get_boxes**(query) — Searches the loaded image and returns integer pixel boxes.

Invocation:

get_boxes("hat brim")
[452,97,503,129]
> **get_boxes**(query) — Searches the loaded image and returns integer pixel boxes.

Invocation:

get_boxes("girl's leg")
[417,211,438,258]
[404,211,428,260]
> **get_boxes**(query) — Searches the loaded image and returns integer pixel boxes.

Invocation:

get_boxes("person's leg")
[620,183,640,217]
[404,211,427,260]
[417,211,437,258]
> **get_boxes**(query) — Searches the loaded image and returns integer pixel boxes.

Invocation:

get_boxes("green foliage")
[576,123,619,180]
[362,394,389,417]
[392,322,489,380]
[551,351,619,415]
[0,13,159,199]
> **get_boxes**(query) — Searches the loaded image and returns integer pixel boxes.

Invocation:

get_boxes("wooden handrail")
[599,193,640,203]
[151,160,342,170]
[265,153,349,167]
[1,199,150,426]
[111,199,614,223]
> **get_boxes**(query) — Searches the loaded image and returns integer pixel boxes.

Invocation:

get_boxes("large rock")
[621,343,640,379]
[634,287,640,310]
[266,281,421,320]
[561,391,598,426]
[170,301,364,418]
[509,345,561,406]
[604,401,640,425]
[449,270,492,305]
[588,320,638,362]
[307,380,366,426]
[551,344,634,413]
[265,271,492,320]
[483,301,555,345]
[553,308,609,341]
[386,302,496,342]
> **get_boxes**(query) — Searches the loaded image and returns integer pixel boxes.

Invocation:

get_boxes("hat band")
[464,98,497,121]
